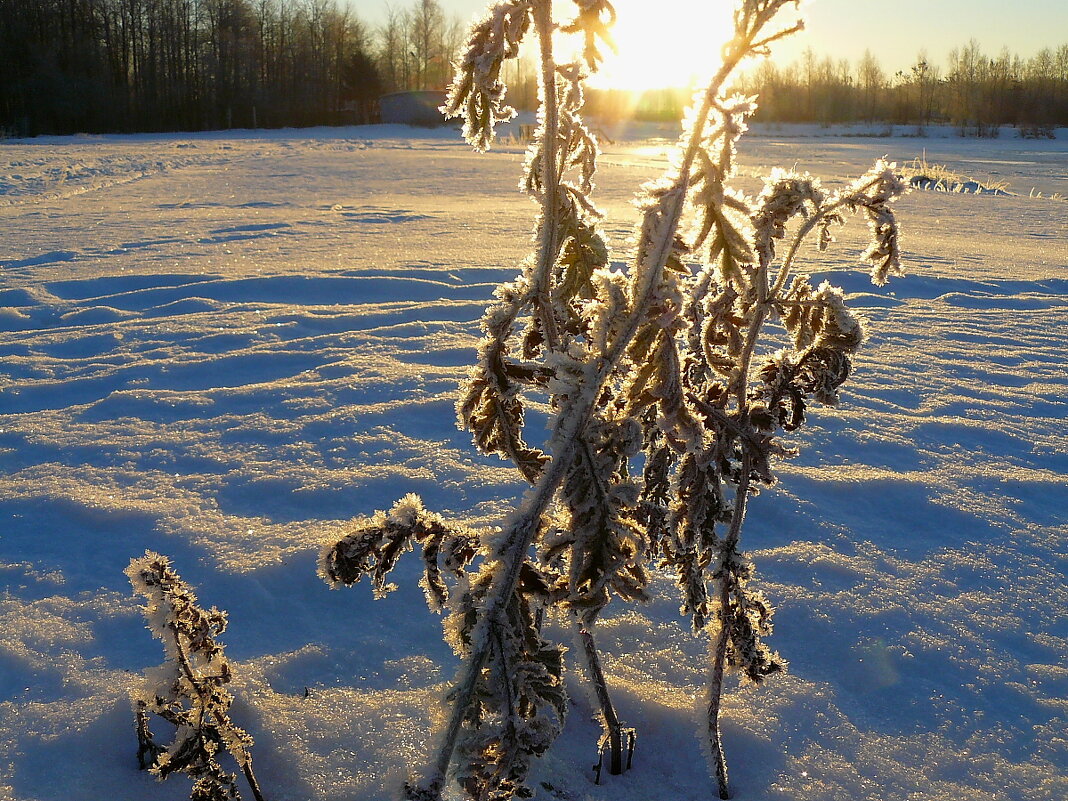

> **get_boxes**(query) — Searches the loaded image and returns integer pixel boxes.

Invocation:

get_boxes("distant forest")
[736,43,1068,134]
[0,0,404,135]
[589,43,1068,135]
[2,0,1067,136]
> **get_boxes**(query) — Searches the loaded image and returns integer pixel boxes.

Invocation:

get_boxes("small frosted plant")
[323,1,908,799]
[127,552,267,801]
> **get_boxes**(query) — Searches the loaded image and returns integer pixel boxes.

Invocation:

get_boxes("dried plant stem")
[606,11,793,374]
[330,5,910,799]
[769,174,884,299]
[427,479,559,790]
[738,168,891,411]
[570,440,627,772]
[532,0,564,352]
[135,700,161,769]
[768,214,824,300]
[711,179,875,794]
[706,577,733,800]
[704,151,904,795]
[734,278,773,409]
[576,624,624,775]
[388,4,906,798]
[705,455,753,800]
[172,626,267,801]
[241,761,267,801]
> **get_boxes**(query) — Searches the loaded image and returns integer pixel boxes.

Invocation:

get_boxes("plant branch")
[576,623,625,776]
[705,452,753,800]
[533,0,563,353]
[171,617,266,801]
[772,167,895,302]
[705,575,733,800]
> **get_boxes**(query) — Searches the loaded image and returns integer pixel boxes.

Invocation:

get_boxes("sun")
[584,0,735,91]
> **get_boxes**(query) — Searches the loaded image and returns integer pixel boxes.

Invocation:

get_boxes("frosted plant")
[127,552,267,801]
[324,1,908,799]
[320,492,478,612]
[322,494,566,801]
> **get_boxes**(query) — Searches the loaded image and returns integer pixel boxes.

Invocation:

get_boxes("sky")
[353,0,1068,87]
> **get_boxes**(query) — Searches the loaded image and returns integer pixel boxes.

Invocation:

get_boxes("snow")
[1,122,1066,801]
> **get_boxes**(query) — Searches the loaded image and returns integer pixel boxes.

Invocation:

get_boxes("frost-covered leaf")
[442,1,535,150]
[560,0,617,71]
[320,494,477,614]
[459,365,548,485]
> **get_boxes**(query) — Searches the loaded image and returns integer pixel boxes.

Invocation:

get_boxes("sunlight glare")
[587,0,735,90]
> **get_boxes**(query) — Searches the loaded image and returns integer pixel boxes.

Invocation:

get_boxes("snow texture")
[0,122,1066,800]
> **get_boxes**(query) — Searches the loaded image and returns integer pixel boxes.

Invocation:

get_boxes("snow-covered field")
[1,123,1066,801]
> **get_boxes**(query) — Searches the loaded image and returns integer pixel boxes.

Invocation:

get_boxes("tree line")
[732,43,1068,133]
[581,43,1068,135]
[3,0,1067,137]
[0,0,463,136]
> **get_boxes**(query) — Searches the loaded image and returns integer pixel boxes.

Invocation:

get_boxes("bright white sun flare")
[585,0,735,91]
